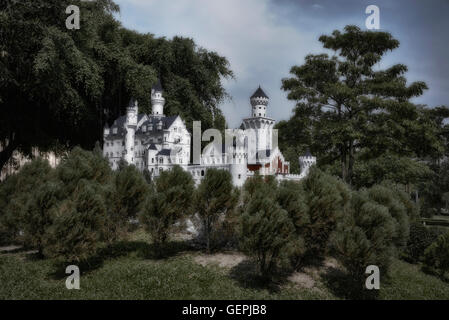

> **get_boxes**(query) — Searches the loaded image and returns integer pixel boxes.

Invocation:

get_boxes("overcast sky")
[114,0,449,128]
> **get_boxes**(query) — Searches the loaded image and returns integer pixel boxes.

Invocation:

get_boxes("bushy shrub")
[330,189,396,294]
[405,222,438,263]
[56,147,113,198]
[22,181,60,256]
[366,184,410,249]
[140,166,194,256]
[301,168,350,260]
[110,163,149,239]
[194,169,239,253]
[0,158,54,245]
[240,176,295,278]
[423,232,449,278]
[45,180,109,262]
[276,180,308,268]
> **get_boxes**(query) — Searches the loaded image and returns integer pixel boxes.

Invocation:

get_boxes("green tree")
[56,147,113,198]
[301,167,350,260]
[0,0,233,171]
[0,158,53,245]
[240,184,295,278]
[423,232,449,279]
[22,181,60,257]
[419,159,449,217]
[55,147,115,242]
[406,222,438,263]
[111,163,149,239]
[279,25,444,186]
[330,188,396,297]
[194,169,239,253]
[366,184,410,249]
[276,180,309,268]
[140,166,194,257]
[45,180,109,262]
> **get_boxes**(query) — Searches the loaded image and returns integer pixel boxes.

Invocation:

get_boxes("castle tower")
[229,131,247,187]
[125,98,138,164]
[242,86,275,160]
[299,149,316,177]
[250,86,268,118]
[151,79,165,116]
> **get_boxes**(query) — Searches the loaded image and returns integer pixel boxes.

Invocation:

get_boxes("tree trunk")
[348,140,354,186]
[341,144,347,183]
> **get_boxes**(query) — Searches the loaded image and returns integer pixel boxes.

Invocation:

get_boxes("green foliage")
[419,159,449,217]
[56,147,114,198]
[0,158,53,245]
[366,184,410,249]
[423,232,449,278]
[352,155,432,189]
[406,222,438,263]
[240,176,295,278]
[278,25,447,186]
[0,0,233,171]
[21,181,60,256]
[194,169,239,253]
[276,180,309,267]
[330,189,396,295]
[140,166,194,256]
[45,180,109,262]
[111,163,149,238]
[301,167,350,260]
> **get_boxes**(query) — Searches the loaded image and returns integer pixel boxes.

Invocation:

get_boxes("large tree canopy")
[277,25,448,186]
[0,0,233,171]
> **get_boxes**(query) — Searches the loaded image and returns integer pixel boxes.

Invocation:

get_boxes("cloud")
[115,0,449,127]
[116,0,324,127]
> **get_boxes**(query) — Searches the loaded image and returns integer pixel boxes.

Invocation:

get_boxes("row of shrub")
[0,147,448,293]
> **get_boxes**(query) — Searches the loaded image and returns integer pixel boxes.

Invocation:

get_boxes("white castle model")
[103,80,316,186]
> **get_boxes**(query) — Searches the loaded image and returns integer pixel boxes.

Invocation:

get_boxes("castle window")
[238,174,241,179]
[201,170,205,177]
[152,158,154,163]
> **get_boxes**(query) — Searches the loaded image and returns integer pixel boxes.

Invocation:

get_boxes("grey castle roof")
[251,86,269,99]
[303,149,312,157]
[105,114,178,140]
[136,115,178,135]
[156,149,172,156]
[148,143,158,151]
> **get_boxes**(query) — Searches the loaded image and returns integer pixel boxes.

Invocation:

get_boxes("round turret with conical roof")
[250,86,269,117]
[151,78,165,116]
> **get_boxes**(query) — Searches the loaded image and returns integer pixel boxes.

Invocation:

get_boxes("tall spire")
[250,85,269,117]
[151,78,165,116]
[251,85,269,99]
[152,78,163,92]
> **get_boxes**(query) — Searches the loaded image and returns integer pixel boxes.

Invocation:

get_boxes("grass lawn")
[1,230,448,300]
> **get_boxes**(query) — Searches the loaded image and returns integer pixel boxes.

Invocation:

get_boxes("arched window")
[201,170,205,177]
